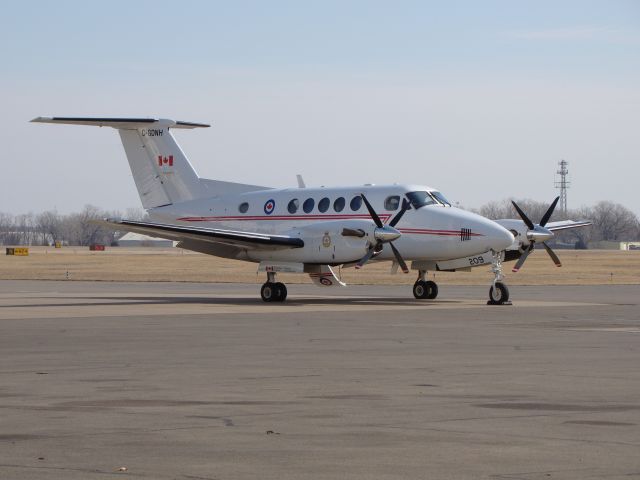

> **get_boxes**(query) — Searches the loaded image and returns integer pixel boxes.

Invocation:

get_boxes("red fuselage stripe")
[173,215,484,237]
[177,214,389,222]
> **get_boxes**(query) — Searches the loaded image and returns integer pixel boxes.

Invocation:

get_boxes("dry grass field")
[1,246,638,285]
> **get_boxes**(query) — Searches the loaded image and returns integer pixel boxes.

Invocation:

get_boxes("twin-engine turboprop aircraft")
[31,117,589,304]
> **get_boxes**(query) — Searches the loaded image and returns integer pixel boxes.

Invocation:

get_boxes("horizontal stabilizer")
[31,117,209,129]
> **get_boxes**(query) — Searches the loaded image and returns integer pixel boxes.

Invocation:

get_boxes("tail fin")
[31,117,209,209]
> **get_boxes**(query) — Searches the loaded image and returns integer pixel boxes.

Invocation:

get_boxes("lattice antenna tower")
[554,159,570,215]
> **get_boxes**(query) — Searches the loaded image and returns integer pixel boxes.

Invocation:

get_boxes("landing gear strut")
[488,250,510,305]
[413,270,438,300]
[261,272,287,302]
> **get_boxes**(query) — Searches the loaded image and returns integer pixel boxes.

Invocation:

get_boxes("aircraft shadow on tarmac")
[6,295,463,308]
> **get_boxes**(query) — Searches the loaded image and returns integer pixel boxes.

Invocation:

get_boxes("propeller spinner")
[511,196,562,272]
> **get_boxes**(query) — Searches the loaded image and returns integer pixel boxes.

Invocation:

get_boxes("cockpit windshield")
[405,191,451,209]
[431,191,451,206]
[406,191,438,209]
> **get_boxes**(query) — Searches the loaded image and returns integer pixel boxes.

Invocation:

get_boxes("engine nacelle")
[249,220,376,264]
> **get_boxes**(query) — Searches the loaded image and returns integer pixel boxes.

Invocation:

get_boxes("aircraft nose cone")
[492,222,515,250]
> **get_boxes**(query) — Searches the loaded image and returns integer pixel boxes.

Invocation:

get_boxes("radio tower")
[555,159,570,215]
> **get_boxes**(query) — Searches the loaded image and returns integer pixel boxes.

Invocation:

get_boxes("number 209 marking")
[469,256,485,266]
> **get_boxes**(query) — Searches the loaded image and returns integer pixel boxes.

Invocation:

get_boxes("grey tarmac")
[1,280,639,479]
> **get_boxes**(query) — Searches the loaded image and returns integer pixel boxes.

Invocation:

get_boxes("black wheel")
[261,282,276,302]
[413,281,428,299]
[275,282,287,302]
[489,282,509,304]
[425,280,438,299]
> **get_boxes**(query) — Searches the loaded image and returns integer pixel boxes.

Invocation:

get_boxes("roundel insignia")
[319,277,333,286]
[263,199,276,215]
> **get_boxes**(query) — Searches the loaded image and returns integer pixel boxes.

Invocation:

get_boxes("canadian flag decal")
[158,155,174,167]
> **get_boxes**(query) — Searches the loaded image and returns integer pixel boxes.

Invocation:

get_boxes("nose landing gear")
[261,272,288,302]
[488,250,511,305]
[413,270,438,299]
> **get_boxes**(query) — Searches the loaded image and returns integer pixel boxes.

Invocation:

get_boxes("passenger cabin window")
[334,197,346,212]
[384,195,400,211]
[238,202,249,213]
[288,199,299,214]
[406,191,438,209]
[318,197,330,213]
[303,198,315,213]
[350,196,362,211]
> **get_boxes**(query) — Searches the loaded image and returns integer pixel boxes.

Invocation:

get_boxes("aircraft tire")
[425,280,438,299]
[489,282,509,304]
[261,282,276,302]
[275,282,287,302]
[413,281,429,299]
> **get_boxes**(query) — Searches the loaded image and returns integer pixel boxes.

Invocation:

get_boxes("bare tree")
[587,201,639,241]
[0,212,17,245]
[36,210,61,245]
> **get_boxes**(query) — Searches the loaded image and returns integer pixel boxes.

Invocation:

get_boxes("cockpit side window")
[406,191,438,209]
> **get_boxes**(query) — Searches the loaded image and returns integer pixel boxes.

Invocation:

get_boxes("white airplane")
[31,117,588,304]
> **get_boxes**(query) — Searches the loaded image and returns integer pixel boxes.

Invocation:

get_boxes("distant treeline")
[0,205,147,247]
[1,200,638,247]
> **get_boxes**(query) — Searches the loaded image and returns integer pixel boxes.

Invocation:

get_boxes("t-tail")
[31,117,267,209]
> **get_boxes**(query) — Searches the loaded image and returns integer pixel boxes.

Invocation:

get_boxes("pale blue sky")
[2,1,639,214]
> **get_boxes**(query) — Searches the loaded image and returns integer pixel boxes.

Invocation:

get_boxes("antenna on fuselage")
[296,174,306,188]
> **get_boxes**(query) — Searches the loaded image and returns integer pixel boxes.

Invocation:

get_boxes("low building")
[590,241,640,251]
[117,232,174,248]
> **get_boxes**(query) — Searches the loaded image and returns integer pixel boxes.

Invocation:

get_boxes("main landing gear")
[261,272,287,302]
[413,270,438,300]
[488,250,511,305]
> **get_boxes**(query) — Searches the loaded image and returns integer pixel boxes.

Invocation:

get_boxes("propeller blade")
[342,228,366,238]
[388,199,410,227]
[542,242,562,267]
[360,194,383,228]
[390,262,399,275]
[511,201,535,230]
[355,247,376,269]
[539,196,560,227]
[511,247,532,273]
[389,242,409,273]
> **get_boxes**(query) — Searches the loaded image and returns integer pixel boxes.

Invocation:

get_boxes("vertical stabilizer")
[31,117,209,209]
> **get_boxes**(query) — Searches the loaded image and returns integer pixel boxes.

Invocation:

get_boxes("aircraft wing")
[545,220,592,232]
[97,219,304,250]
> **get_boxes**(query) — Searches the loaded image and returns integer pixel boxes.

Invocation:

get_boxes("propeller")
[351,194,411,273]
[511,196,562,272]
